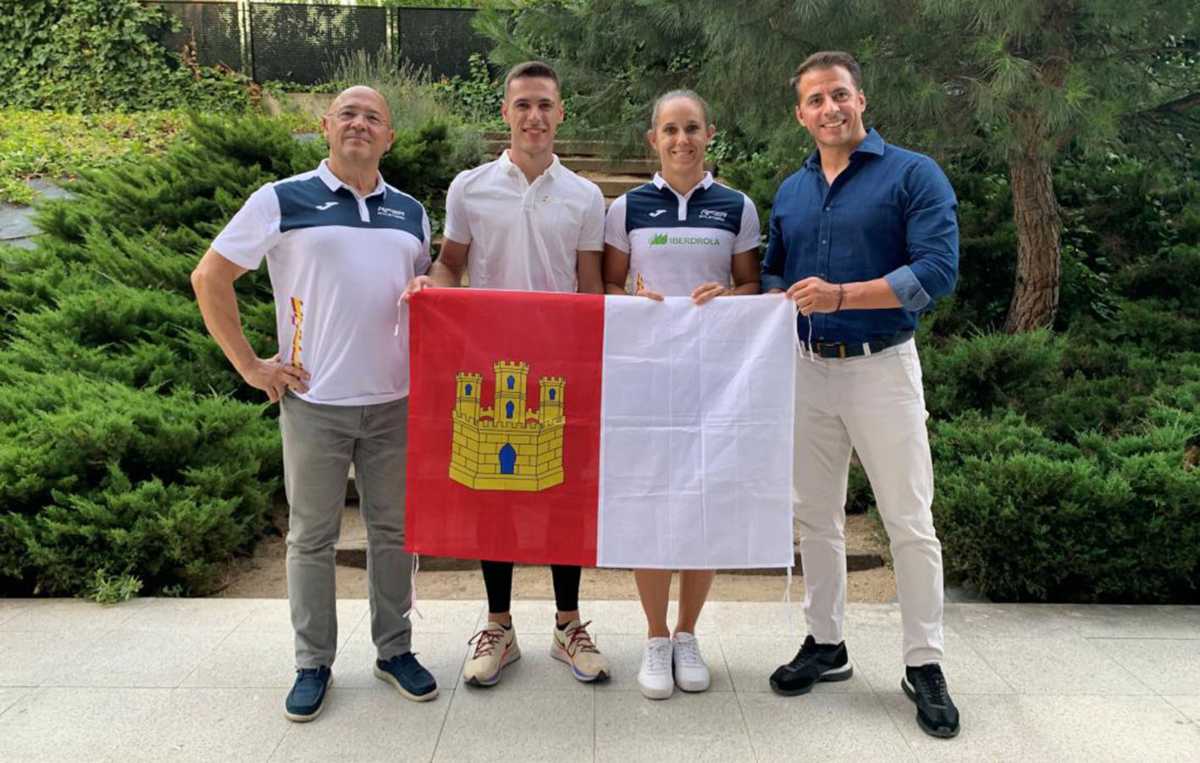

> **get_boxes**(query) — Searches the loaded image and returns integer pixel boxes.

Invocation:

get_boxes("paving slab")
[0,687,168,761]
[739,692,914,762]
[45,627,233,688]
[123,598,263,632]
[1097,637,1200,695]
[880,692,1200,762]
[595,690,755,762]
[1060,604,1200,639]
[0,597,149,631]
[969,632,1153,696]
[1,598,1197,760]
[434,688,593,762]
[0,687,33,718]
[0,629,109,686]
[271,687,449,762]
[1166,695,1200,724]
[109,688,289,761]
[847,625,1013,695]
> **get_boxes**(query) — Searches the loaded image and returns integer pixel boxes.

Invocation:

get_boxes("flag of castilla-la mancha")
[405,288,796,570]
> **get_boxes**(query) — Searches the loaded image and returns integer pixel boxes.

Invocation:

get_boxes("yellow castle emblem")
[450,361,565,491]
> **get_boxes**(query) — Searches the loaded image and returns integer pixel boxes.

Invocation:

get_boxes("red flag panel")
[406,288,605,566]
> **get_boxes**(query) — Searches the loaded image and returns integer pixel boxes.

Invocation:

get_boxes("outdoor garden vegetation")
[0,0,1197,603]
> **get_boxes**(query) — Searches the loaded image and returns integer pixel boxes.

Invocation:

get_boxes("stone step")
[558,156,657,175]
[332,503,884,573]
[483,138,635,158]
[581,173,650,198]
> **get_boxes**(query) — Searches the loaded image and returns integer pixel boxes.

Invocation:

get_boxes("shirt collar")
[499,149,563,182]
[652,171,714,196]
[803,128,886,171]
[317,159,387,198]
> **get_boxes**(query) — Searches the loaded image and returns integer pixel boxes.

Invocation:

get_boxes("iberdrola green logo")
[649,233,669,246]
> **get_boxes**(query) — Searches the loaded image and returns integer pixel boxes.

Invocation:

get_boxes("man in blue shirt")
[762,51,961,739]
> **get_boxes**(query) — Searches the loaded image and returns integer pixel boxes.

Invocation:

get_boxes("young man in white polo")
[192,86,438,721]
[405,61,609,687]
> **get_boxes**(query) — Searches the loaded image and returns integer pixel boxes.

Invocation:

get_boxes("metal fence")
[147,1,492,85]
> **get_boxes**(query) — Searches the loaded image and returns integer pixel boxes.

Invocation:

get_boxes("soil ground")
[215,513,897,603]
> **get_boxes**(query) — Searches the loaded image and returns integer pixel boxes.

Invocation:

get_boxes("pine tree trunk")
[1004,146,1062,333]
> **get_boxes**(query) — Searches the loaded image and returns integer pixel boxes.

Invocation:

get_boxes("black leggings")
[480,560,581,614]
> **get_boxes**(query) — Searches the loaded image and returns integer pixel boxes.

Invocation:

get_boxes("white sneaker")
[637,637,674,699]
[672,632,710,692]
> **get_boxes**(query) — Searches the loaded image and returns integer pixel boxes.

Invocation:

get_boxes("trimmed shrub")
[934,422,1200,603]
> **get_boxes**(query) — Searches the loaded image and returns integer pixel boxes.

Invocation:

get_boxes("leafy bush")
[0,111,475,597]
[0,0,253,112]
[933,415,1199,603]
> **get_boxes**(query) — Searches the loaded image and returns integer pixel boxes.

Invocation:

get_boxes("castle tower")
[539,377,565,422]
[493,361,529,424]
[455,372,483,419]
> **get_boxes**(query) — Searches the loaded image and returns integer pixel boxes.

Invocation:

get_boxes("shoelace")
[296,667,325,682]
[563,620,599,656]
[468,627,505,658]
[673,638,704,668]
[644,640,672,672]
[915,665,949,705]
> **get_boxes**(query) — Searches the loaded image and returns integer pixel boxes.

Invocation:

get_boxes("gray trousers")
[279,393,413,669]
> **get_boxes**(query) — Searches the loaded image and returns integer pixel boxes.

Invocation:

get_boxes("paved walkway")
[0,598,1197,761]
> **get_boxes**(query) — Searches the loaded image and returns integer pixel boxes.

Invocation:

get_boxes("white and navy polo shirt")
[211,159,431,406]
[443,151,606,293]
[604,172,760,296]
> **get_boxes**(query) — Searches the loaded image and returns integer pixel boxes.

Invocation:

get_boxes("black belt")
[799,331,913,359]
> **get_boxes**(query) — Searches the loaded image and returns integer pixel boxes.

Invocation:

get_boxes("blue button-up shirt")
[762,129,959,344]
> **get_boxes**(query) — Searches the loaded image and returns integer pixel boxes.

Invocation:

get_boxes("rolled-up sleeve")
[760,199,790,293]
[890,157,958,310]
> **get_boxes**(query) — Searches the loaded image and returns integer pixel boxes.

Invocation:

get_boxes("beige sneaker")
[463,621,520,687]
[550,619,610,682]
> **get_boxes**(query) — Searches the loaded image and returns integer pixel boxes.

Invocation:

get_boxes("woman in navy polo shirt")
[602,89,761,700]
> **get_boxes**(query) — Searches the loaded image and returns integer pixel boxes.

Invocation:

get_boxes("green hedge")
[0,112,468,597]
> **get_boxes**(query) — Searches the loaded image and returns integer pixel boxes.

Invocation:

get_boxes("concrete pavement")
[0,598,1197,761]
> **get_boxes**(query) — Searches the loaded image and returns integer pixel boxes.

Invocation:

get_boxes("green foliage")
[0,110,186,204]
[83,569,143,605]
[431,53,506,130]
[933,415,1199,603]
[0,0,253,112]
[0,111,473,597]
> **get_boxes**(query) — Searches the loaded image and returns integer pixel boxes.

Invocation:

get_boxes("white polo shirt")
[443,150,606,292]
[211,159,431,406]
[604,172,760,297]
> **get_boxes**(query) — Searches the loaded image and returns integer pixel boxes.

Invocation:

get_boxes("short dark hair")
[789,51,863,98]
[503,61,561,98]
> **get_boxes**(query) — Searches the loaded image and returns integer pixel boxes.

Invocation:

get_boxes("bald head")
[328,85,392,127]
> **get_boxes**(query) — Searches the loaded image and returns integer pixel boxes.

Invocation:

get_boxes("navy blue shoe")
[375,652,439,702]
[285,666,332,722]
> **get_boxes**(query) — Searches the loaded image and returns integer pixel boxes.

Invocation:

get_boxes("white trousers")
[793,339,944,666]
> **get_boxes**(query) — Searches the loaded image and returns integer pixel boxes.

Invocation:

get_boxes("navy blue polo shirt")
[761,129,959,344]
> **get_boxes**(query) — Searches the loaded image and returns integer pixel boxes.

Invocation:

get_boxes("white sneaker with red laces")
[551,619,610,682]
[463,621,520,687]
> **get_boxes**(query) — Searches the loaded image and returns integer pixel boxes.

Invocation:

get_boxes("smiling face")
[321,86,394,167]
[648,95,714,178]
[794,65,867,154]
[501,76,564,157]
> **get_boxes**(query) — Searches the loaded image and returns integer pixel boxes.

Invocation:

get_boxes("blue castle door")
[499,443,516,474]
